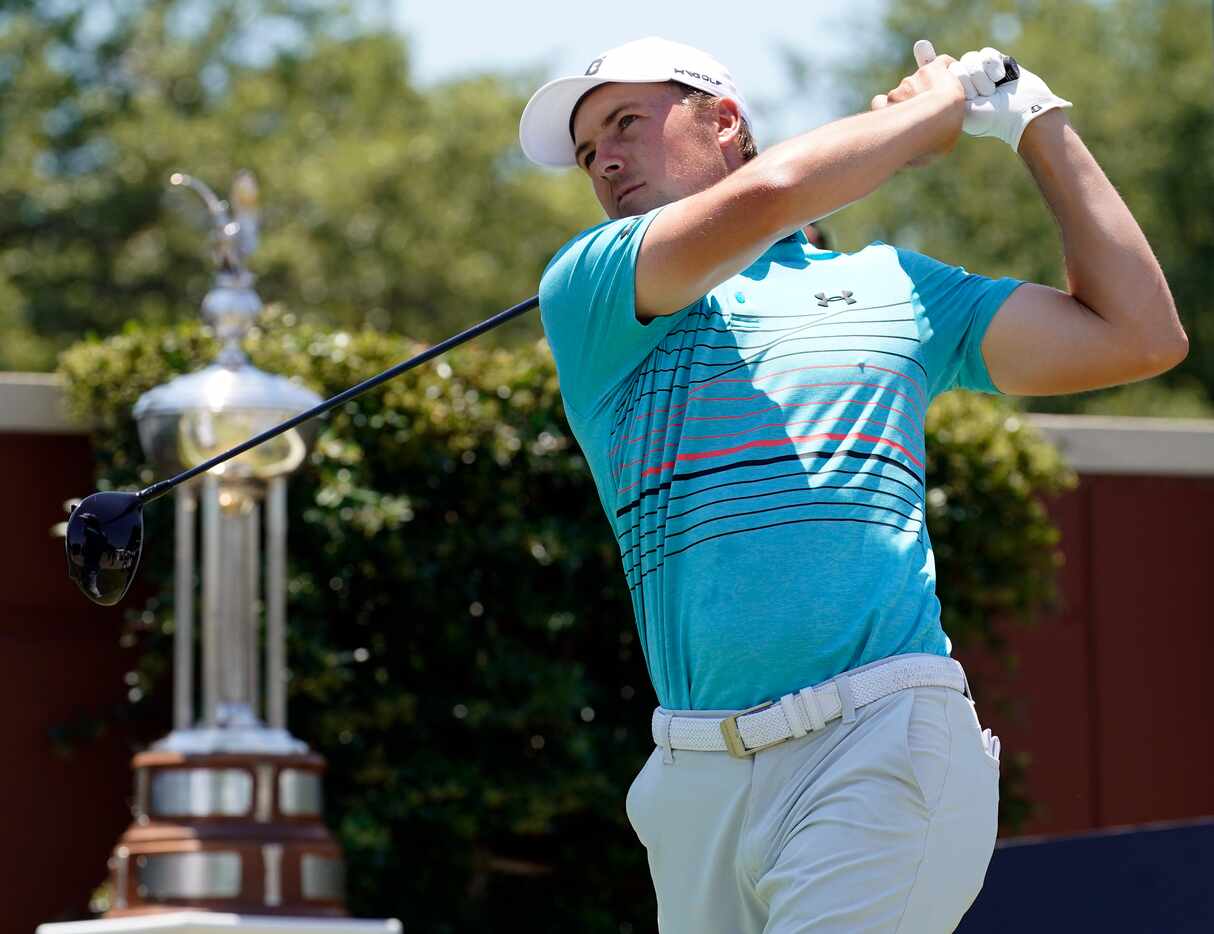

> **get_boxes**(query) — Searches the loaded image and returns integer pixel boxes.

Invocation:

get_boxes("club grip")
[995,56,1020,87]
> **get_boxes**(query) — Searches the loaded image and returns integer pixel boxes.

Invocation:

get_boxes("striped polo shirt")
[539,207,1021,710]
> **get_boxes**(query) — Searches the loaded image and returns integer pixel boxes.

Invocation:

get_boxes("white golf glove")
[916,40,1073,151]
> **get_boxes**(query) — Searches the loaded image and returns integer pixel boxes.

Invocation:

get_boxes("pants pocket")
[625,748,660,847]
[904,687,953,811]
[980,725,1002,774]
[956,692,1002,775]
[895,692,1000,932]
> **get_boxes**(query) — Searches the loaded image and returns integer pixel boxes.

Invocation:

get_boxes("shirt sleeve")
[539,207,688,416]
[894,247,1023,398]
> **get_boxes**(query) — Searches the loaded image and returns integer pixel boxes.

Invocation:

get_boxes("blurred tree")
[809,0,1214,417]
[0,0,599,370]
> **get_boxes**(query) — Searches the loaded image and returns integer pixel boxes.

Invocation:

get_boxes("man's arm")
[634,57,966,321]
[980,109,1188,394]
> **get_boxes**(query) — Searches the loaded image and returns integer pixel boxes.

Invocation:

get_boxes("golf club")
[65,294,538,607]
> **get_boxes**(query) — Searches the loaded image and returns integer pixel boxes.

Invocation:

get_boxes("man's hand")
[923,42,1074,152]
[870,40,966,167]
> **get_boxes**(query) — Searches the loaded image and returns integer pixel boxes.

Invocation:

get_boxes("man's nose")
[596,146,624,178]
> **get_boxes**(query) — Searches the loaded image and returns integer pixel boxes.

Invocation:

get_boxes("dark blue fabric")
[960,819,1214,933]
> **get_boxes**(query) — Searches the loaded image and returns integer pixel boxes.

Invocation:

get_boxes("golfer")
[519,36,1185,932]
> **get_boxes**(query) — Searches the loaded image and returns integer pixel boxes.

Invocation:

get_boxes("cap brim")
[519,71,668,168]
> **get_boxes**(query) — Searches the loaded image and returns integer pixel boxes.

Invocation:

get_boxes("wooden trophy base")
[104,748,346,917]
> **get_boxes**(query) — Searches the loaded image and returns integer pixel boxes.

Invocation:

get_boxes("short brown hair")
[675,82,759,162]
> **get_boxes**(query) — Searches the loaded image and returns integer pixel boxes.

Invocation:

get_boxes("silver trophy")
[96,173,348,919]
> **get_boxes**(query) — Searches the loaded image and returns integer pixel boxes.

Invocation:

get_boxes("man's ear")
[716,97,744,154]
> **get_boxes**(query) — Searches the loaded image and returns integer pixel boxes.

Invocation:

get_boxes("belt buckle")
[720,700,785,758]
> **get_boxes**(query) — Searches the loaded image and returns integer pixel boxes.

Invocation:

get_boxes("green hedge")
[60,311,1074,932]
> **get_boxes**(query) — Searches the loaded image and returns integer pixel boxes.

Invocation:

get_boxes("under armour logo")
[1030,104,1042,113]
[815,290,856,307]
[585,58,603,76]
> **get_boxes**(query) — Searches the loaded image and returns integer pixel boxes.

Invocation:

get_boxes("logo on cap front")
[673,67,722,86]
[585,58,603,76]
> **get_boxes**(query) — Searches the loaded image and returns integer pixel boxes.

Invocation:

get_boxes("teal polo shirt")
[539,207,1022,710]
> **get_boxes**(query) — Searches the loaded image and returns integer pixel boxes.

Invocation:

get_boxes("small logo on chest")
[815,290,856,308]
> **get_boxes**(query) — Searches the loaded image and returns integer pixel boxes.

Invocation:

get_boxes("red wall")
[957,475,1214,837]
[0,434,138,931]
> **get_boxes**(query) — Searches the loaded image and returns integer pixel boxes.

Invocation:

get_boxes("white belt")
[651,655,968,759]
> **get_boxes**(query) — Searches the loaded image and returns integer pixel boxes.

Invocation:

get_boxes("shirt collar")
[776,229,810,246]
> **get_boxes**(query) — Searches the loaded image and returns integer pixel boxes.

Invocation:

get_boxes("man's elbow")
[1107,282,1188,379]
[1152,330,1189,373]
[1134,323,1189,379]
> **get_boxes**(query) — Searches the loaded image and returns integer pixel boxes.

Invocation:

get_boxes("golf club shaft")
[138,294,540,504]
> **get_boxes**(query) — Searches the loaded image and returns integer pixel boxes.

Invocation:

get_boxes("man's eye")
[583,149,596,169]
[619,114,637,130]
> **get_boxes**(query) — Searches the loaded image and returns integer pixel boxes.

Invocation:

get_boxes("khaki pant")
[627,680,1000,933]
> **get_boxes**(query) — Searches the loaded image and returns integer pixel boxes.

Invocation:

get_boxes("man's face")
[571,81,732,219]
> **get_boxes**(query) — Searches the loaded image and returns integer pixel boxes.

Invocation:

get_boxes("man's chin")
[610,190,673,219]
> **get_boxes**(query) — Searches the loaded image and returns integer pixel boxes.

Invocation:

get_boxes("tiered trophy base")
[102,734,348,918]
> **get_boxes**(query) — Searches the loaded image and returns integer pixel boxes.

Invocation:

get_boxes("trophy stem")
[173,486,196,732]
[266,476,288,732]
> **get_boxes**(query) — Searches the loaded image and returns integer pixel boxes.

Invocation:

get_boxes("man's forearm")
[633,81,965,319]
[738,90,962,234]
[1018,110,1187,355]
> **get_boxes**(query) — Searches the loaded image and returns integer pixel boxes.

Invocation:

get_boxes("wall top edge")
[0,372,78,433]
[2,374,1213,475]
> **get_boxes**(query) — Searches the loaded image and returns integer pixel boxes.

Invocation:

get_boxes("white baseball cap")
[519,36,753,168]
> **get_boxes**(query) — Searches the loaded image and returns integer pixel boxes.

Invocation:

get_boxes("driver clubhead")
[65,491,145,606]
